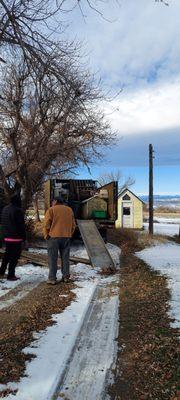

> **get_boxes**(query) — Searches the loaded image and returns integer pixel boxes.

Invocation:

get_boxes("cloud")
[102,126,180,167]
[65,0,180,89]
[104,77,180,135]
[62,0,180,170]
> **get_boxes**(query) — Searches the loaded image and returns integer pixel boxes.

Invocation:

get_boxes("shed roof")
[81,194,105,204]
[118,188,144,204]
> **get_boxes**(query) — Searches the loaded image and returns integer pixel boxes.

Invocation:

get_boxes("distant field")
[141,194,180,209]
[144,211,180,219]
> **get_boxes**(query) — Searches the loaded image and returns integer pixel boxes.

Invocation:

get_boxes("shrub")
[107,228,139,254]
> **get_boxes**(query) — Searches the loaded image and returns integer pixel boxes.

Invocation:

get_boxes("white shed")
[116,188,144,229]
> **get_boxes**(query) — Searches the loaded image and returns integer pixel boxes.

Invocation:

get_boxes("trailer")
[44,179,118,239]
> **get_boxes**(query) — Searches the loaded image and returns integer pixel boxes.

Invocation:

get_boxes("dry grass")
[107,228,140,253]
[0,280,76,397]
[107,253,180,400]
[144,211,180,219]
[107,228,168,255]
[33,221,44,239]
[155,206,180,214]
[26,220,44,241]
[138,232,168,249]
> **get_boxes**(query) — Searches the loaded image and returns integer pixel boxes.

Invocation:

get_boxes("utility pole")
[149,144,154,235]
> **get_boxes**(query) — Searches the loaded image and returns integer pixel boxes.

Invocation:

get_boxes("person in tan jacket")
[44,196,76,284]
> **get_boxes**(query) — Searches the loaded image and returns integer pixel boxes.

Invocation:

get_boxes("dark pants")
[47,237,70,280]
[0,242,22,278]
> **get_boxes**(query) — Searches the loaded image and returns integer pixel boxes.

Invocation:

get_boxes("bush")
[107,228,140,253]
[25,219,44,242]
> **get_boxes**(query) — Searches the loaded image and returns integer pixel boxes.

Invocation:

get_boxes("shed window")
[123,207,131,215]
[122,194,131,201]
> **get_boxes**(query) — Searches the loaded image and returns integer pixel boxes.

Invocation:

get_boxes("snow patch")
[143,222,179,236]
[0,264,48,299]
[2,282,97,400]
[136,242,180,331]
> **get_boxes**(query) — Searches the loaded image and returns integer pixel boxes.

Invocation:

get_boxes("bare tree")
[0,0,168,71]
[155,0,169,5]
[0,54,114,210]
[33,192,41,222]
[0,1,120,65]
[98,170,135,194]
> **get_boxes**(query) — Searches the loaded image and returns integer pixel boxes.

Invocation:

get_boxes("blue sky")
[61,0,180,195]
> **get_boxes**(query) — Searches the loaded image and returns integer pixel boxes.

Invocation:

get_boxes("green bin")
[92,210,107,219]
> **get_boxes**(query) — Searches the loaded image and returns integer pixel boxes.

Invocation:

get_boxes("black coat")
[1,204,26,241]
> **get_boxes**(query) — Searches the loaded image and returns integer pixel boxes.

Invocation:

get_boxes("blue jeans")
[47,237,70,280]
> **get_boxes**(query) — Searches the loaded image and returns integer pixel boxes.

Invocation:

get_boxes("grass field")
[144,211,180,219]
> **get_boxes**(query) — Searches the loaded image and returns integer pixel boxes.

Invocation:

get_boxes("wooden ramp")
[77,220,116,272]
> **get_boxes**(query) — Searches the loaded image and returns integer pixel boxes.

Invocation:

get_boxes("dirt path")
[54,277,119,400]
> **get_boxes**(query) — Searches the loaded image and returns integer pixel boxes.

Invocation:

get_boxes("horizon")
[139,193,180,197]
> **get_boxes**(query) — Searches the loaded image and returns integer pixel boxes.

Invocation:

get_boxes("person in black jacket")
[0,194,26,281]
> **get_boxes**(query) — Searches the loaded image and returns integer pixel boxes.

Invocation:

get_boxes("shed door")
[122,202,133,228]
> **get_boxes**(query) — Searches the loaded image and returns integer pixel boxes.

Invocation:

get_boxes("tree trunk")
[33,193,41,222]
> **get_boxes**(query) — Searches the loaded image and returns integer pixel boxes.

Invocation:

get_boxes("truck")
[44,179,118,239]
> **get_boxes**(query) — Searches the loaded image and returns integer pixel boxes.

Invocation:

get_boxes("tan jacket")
[43,205,76,239]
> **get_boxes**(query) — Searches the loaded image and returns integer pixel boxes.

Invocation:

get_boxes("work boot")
[7,276,20,281]
[46,279,56,285]
[61,276,73,283]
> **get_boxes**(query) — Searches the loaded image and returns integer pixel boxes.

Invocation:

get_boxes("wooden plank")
[77,220,116,272]
[21,251,53,267]
[0,249,91,267]
[70,256,91,265]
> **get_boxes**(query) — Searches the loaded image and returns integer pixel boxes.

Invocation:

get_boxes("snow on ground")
[1,283,97,400]
[0,243,121,400]
[143,222,179,236]
[0,242,120,307]
[0,264,48,299]
[26,214,44,220]
[155,217,180,224]
[56,277,119,400]
[136,242,180,331]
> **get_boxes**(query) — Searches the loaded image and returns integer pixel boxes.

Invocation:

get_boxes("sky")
[61,0,180,195]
